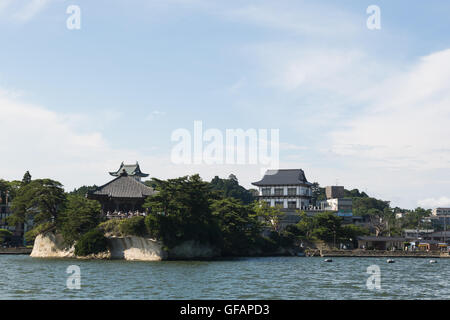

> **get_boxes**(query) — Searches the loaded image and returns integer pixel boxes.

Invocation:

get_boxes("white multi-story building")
[432,208,450,216]
[252,169,313,210]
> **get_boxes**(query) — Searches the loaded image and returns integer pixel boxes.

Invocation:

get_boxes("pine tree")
[22,171,32,185]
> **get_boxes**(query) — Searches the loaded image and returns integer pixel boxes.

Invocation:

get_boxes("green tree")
[0,229,13,244]
[143,174,221,248]
[74,229,108,256]
[211,198,261,256]
[311,182,326,205]
[296,211,315,238]
[400,207,432,230]
[22,171,32,186]
[340,224,370,246]
[209,175,255,204]
[57,195,103,245]
[311,211,343,243]
[119,216,146,237]
[253,201,284,233]
[69,185,98,197]
[9,179,66,227]
[353,197,390,216]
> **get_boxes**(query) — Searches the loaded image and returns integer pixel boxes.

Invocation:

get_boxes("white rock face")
[108,236,167,261]
[31,233,75,258]
[31,233,166,261]
[31,233,218,260]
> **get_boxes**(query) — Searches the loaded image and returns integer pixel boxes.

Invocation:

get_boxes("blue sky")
[1,0,450,209]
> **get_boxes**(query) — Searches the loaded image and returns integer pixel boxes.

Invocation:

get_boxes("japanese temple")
[87,162,156,213]
[109,161,149,181]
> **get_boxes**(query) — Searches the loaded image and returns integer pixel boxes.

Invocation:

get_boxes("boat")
[387,259,395,263]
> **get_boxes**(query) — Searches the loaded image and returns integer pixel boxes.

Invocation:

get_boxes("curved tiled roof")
[252,169,312,186]
[109,162,149,177]
[88,175,156,199]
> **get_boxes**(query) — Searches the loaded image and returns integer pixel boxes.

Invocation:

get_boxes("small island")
[1,163,448,260]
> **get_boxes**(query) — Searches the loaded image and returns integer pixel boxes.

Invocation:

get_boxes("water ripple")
[0,255,449,299]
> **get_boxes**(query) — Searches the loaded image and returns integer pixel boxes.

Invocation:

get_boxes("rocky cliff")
[31,233,75,258]
[108,236,167,261]
[31,233,219,261]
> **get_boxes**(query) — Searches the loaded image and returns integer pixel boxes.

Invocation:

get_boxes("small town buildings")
[87,162,156,213]
[0,203,12,231]
[432,208,450,216]
[422,231,450,243]
[317,185,354,226]
[325,186,344,199]
[403,229,434,239]
[357,236,407,250]
[319,191,353,217]
[395,212,407,219]
[416,241,447,251]
[252,170,357,228]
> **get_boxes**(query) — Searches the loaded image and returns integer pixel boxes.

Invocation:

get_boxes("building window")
[288,201,297,209]
[261,188,271,196]
[274,188,284,196]
[288,188,296,196]
[274,201,284,208]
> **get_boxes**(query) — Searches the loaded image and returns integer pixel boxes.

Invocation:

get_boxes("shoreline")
[0,247,32,255]
[319,249,449,258]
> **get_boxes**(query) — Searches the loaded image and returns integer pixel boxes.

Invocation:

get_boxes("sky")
[1,0,450,209]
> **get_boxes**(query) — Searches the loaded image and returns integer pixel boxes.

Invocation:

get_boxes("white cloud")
[0,0,53,22]
[146,110,166,121]
[418,197,450,209]
[228,2,359,37]
[0,0,13,13]
[280,142,308,151]
[331,49,450,170]
[0,92,158,189]
[0,91,275,191]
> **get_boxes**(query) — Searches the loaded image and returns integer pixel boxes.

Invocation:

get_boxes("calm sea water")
[0,255,448,299]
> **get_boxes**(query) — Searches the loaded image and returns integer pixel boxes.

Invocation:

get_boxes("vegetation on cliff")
[74,229,108,256]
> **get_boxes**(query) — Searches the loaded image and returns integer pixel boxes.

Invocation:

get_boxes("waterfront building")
[423,231,450,244]
[318,186,353,224]
[252,169,315,227]
[403,229,434,239]
[432,208,450,216]
[252,169,313,210]
[430,215,450,230]
[319,196,353,217]
[87,162,156,213]
[325,186,344,199]
[357,236,407,250]
[251,170,358,227]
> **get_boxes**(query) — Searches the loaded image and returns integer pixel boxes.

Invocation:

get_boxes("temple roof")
[88,174,156,199]
[109,162,149,177]
[252,169,312,186]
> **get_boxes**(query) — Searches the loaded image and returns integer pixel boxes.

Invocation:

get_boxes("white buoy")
[387,259,395,263]
[429,260,437,264]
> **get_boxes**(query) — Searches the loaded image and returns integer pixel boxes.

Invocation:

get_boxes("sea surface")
[0,255,448,299]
